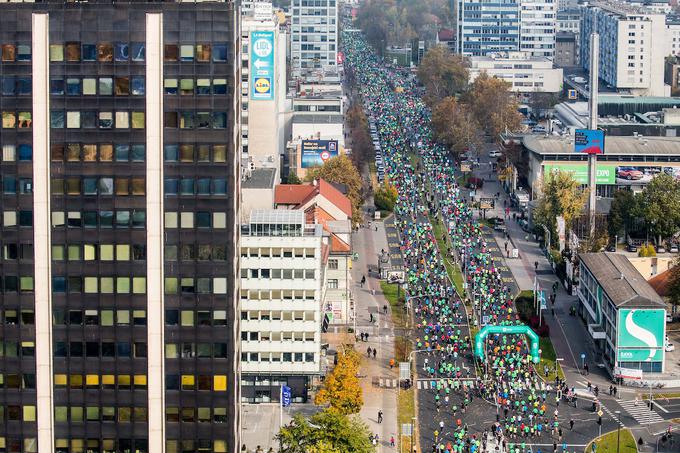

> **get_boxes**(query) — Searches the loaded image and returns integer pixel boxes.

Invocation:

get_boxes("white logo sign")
[253,38,272,58]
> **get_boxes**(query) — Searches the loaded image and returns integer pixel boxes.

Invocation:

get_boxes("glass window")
[132,210,145,228]
[197,79,210,95]
[100,211,113,228]
[66,111,80,129]
[97,43,113,62]
[180,212,194,228]
[117,278,130,294]
[82,111,96,128]
[51,144,64,161]
[164,79,178,95]
[115,179,129,196]
[133,277,146,294]
[100,144,113,161]
[67,245,81,260]
[100,244,114,261]
[116,210,130,227]
[84,244,96,260]
[180,179,194,195]
[131,144,145,161]
[52,245,65,260]
[131,112,145,129]
[99,112,113,129]
[99,178,114,195]
[17,78,31,95]
[213,179,227,195]
[2,111,16,128]
[116,244,130,261]
[131,178,144,195]
[82,44,96,61]
[115,144,129,161]
[180,112,194,129]
[197,179,210,195]
[66,78,80,95]
[50,111,64,129]
[197,212,211,228]
[165,212,178,228]
[49,45,64,62]
[180,79,194,95]
[18,144,32,161]
[164,111,178,128]
[82,78,96,95]
[83,144,97,161]
[66,144,80,161]
[83,178,97,195]
[100,277,114,294]
[213,44,227,61]
[180,45,194,61]
[18,112,31,128]
[197,145,210,162]
[131,43,145,61]
[197,112,211,128]
[115,111,129,129]
[99,78,113,95]
[164,145,178,161]
[115,43,129,61]
[115,77,129,95]
[17,45,31,61]
[213,112,227,129]
[214,145,226,162]
[196,44,211,62]
[131,77,145,95]
[3,176,16,194]
[164,44,178,61]
[2,77,16,95]
[65,42,80,61]
[179,144,193,162]
[50,78,64,95]
[2,44,16,62]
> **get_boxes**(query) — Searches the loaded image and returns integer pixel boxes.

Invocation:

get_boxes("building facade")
[468,52,564,93]
[240,210,323,402]
[455,0,521,56]
[291,0,338,74]
[556,8,581,34]
[581,2,668,96]
[555,32,577,67]
[519,0,557,58]
[0,2,240,452]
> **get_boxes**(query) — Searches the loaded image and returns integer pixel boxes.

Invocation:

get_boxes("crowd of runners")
[342,30,587,453]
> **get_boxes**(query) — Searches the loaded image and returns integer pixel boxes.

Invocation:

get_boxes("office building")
[0,2,240,452]
[240,210,323,402]
[578,254,667,376]
[291,0,338,74]
[468,52,563,93]
[581,2,668,96]
[555,32,578,67]
[519,0,557,58]
[666,16,680,57]
[557,8,581,34]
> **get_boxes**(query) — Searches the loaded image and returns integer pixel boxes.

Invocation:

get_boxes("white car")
[665,343,675,352]
[489,150,502,158]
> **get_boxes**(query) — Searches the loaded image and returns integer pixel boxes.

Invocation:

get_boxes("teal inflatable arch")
[474,324,540,364]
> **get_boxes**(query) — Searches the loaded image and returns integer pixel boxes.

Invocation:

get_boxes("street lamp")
[615,410,621,453]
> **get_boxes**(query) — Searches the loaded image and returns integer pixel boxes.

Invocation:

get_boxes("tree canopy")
[305,155,364,226]
[314,346,363,415]
[417,46,468,106]
[608,189,636,239]
[534,170,587,247]
[374,181,398,212]
[463,72,522,138]
[636,173,680,244]
[276,410,375,453]
[431,96,482,158]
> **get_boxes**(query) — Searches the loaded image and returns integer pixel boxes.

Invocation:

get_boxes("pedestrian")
[373,348,377,359]
[613,386,618,397]
[372,288,376,296]
[609,385,613,396]
[584,363,589,375]
[569,419,574,430]
[534,261,539,271]
[365,332,370,342]
[378,410,383,423]
[383,304,388,315]
[360,332,365,341]
[370,313,374,323]
[389,358,395,369]
[367,346,372,357]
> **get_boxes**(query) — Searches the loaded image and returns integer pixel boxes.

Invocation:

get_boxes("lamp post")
[615,410,621,453]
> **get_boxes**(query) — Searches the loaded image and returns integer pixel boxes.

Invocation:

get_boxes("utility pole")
[587,32,599,239]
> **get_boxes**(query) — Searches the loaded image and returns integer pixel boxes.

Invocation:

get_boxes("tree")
[528,92,559,118]
[305,155,364,226]
[534,170,587,247]
[608,189,636,240]
[276,409,375,453]
[667,258,680,316]
[465,72,522,138]
[417,45,469,106]
[315,346,363,414]
[374,182,398,211]
[287,171,302,184]
[431,96,483,158]
[637,173,680,245]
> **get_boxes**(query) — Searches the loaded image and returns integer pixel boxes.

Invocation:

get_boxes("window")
[99,77,113,95]
[115,43,129,61]
[65,42,80,61]
[97,43,113,62]
[328,279,339,289]
[164,44,178,61]
[164,79,178,95]
[213,44,228,61]
[82,44,96,61]
[196,44,211,62]
[50,45,64,62]
[131,77,145,95]
[18,111,31,128]
[131,43,145,61]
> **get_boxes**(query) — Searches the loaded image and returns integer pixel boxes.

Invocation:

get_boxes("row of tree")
[418,46,522,157]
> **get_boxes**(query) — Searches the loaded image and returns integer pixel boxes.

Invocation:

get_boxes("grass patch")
[368,161,379,191]
[537,336,565,381]
[643,392,680,400]
[380,281,407,329]
[398,388,416,452]
[585,428,637,453]
[430,215,465,296]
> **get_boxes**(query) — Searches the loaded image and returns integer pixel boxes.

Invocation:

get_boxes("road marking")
[618,399,665,425]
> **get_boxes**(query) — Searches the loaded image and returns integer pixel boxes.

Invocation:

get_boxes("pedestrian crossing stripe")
[599,403,625,427]
[619,400,665,425]
[416,379,476,390]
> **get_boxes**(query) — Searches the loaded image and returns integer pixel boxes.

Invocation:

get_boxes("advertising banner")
[575,129,605,154]
[617,309,665,362]
[301,140,339,168]
[250,31,275,101]
[479,198,495,210]
[543,163,615,185]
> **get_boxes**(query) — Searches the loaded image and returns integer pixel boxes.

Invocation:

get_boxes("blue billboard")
[301,140,339,168]
[575,129,605,155]
[250,31,274,101]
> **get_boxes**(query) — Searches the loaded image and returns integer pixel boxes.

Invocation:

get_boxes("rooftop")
[249,209,304,226]
[580,253,666,308]
[523,134,680,156]
[242,168,277,190]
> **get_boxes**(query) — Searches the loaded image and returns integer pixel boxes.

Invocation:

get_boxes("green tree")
[374,182,398,211]
[608,189,636,240]
[305,155,364,226]
[276,410,375,453]
[417,45,469,106]
[431,96,482,157]
[315,347,363,414]
[534,170,587,247]
[287,171,302,184]
[667,258,680,316]
[464,72,522,138]
[637,173,680,245]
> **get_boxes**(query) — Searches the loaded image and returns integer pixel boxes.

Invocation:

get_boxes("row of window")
[163,111,228,129]
[241,311,317,321]
[165,244,228,261]
[0,405,36,422]
[52,177,145,196]
[0,341,36,358]
[1,177,32,194]
[0,373,34,389]
[51,210,146,229]
[47,439,229,453]
[0,276,35,293]
[52,276,147,294]
[163,78,228,95]
[54,341,148,358]
[54,374,147,390]
[51,143,146,162]
[50,110,145,129]
[240,289,318,301]
[164,211,229,229]
[165,310,228,326]
[241,352,315,363]
[241,331,316,342]
[241,268,316,280]
[43,42,227,63]
[53,309,146,327]
[165,375,228,391]
[166,406,229,423]
[164,277,228,295]
[1,111,31,129]
[0,44,31,62]
[0,144,32,162]
[164,343,228,359]
[0,309,34,325]
[49,77,144,96]
[163,144,229,163]
[240,247,317,258]
[163,178,228,196]
[54,406,148,423]
[52,244,146,262]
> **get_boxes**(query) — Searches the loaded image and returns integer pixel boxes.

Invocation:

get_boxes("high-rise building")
[581,1,668,96]
[0,2,240,452]
[520,0,557,58]
[291,0,338,74]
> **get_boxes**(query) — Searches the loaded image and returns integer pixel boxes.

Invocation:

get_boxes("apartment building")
[468,52,564,93]
[519,0,557,58]
[291,0,338,74]
[0,2,240,452]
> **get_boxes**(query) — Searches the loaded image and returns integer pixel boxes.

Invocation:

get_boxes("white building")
[581,2,669,97]
[520,0,557,59]
[666,17,680,57]
[240,210,324,402]
[557,8,581,34]
[468,52,564,93]
[291,0,338,74]
[242,6,288,174]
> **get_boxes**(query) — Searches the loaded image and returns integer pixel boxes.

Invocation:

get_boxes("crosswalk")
[619,399,665,425]
[416,378,476,390]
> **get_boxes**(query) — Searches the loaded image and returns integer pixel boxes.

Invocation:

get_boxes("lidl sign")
[617,309,665,362]
[250,31,274,100]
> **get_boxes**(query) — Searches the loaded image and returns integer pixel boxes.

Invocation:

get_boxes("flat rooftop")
[523,134,680,156]
[242,168,277,190]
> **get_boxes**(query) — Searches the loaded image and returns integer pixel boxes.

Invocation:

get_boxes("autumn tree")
[608,189,637,240]
[636,173,680,245]
[276,409,374,453]
[417,45,469,106]
[431,96,483,158]
[314,346,363,415]
[305,155,364,226]
[534,170,587,247]
[667,258,680,316]
[374,182,398,212]
[346,103,374,168]
[464,72,522,138]
[286,171,302,184]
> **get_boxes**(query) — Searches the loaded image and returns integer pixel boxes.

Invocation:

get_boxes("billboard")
[250,31,275,101]
[575,129,605,154]
[543,163,615,185]
[301,140,339,168]
[616,309,665,362]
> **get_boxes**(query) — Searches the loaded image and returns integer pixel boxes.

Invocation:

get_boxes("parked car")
[667,314,674,323]
[605,243,617,252]
[657,244,666,253]
[532,126,546,133]
[493,218,507,232]
[489,150,502,158]
[627,243,638,252]
[665,342,675,352]
[670,243,679,253]
[617,167,644,180]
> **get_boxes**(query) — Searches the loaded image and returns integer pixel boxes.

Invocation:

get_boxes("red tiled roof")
[330,234,351,253]
[318,179,352,217]
[648,268,673,297]
[274,179,352,218]
[274,184,315,205]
